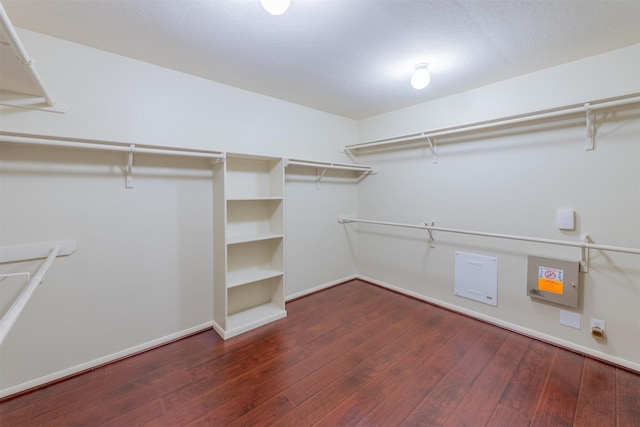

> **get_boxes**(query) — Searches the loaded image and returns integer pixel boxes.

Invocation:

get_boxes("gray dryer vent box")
[527,255,579,307]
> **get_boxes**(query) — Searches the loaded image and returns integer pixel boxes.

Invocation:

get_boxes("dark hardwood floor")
[1,279,639,426]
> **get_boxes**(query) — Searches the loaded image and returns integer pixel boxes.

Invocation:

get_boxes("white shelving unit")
[213,154,286,339]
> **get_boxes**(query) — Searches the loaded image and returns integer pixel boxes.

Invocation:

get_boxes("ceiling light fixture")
[411,63,431,90]
[261,0,291,15]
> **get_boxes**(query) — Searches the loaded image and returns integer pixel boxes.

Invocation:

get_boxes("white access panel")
[454,251,498,306]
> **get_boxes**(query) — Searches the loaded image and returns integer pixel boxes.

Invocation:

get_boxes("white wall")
[0,30,358,397]
[355,44,640,371]
[285,166,359,299]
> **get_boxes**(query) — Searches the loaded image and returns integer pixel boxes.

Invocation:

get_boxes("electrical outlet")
[590,318,606,336]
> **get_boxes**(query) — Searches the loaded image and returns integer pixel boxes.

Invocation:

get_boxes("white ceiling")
[2,0,640,120]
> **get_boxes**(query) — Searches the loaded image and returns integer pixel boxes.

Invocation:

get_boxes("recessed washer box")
[527,255,579,307]
[454,251,498,307]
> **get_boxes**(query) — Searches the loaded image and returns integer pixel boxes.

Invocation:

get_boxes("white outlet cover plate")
[560,309,581,329]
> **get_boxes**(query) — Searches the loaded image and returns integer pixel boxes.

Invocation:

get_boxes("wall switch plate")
[560,310,581,329]
[556,209,575,230]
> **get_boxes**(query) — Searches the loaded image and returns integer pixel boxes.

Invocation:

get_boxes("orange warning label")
[538,266,564,295]
[538,278,563,294]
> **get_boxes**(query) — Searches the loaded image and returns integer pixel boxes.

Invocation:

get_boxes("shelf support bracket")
[585,103,595,151]
[424,220,436,248]
[580,234,590,272]
[0,272,31,283]
[316,167,328,190]
[125,144,134,189]
[426,136,438,163]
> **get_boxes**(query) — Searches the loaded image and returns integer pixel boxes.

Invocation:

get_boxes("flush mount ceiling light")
[261,0,291,15]
[411,63,431,90]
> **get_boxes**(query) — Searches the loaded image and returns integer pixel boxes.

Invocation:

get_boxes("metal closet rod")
[338,217,640,255]
[0,3,55,108]
[285,158,374,172]
[345,93,640,151]
[0,246,61,346]
[0,132,225,159]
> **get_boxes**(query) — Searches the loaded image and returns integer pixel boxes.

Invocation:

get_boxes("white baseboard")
[357,274,640,374]
[285,275,358,301]
[0,321,213,399]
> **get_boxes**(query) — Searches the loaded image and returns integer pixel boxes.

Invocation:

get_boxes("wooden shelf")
[227,196,283,201]
[223,303,287,339]
[227,267,283,288]
[227,233,283,245]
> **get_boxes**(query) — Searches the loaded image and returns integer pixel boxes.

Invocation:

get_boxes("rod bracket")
[424,220,435,247]
[585,103,595,151]
[0,272,30,283]
[316,167,328,190]
[425,136,438,164]
[580,234,590,272]
[125,144,135,189]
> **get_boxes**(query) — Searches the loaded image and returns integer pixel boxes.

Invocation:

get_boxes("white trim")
[0,92,70,113]
[285,275,358,301]
[0,240,76,263]
[357,274,640,374]
[0,321,213,399]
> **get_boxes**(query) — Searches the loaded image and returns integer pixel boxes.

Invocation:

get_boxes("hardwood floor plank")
[442,332,532,426]
[486,403,532,427]
[400,326,509,426]
[493,338,558,421]
[268,316,437,426]
[573,358,616,426]
[531,349,585,427]
[352,316,490,426]
[0,401,32,427]
[100,398,166,427]
[28,369,193,426]
[0,363,106,418]
[617,367,640,426]
[313,307,464,427]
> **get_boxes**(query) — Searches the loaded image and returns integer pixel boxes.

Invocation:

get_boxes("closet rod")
[338,217,640,255]
[0,133,225,159]
[344,93,640,151]
[0,246,60,346]
[285,158,374,173]
[0,3,55,108]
